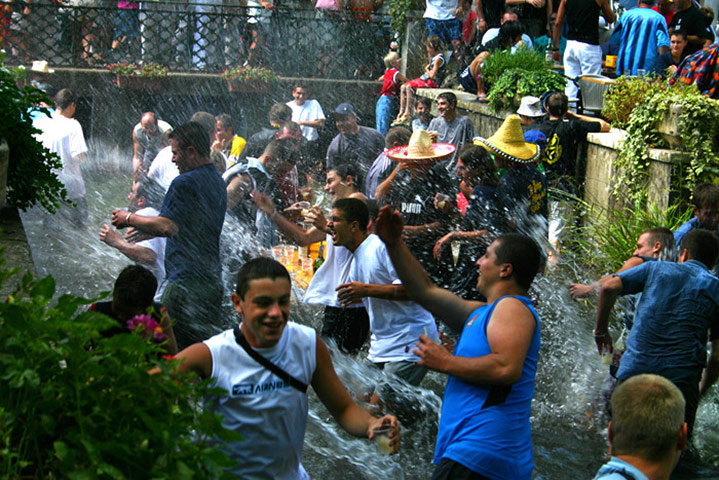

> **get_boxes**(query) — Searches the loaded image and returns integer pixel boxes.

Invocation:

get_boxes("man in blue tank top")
[375,206,543,480]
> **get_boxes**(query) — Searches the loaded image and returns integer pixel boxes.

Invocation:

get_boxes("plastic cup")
[373,426,393,455]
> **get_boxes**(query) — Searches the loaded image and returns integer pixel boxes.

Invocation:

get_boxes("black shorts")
[431,458,491,480]
[321,305,369,355]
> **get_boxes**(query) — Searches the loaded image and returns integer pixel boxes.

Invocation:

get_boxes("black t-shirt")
[669,6,713,55]
[497,165,548,222]
[382,163,457,285]
[534,118,601,192]
[565,0,600,45]
[482,0,507,29]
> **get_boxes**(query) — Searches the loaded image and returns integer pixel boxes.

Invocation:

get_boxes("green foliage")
[487,68,566,112]
[389,0,412,42]
[480,48,565,112]
[0,257,239,479]
[482,47,552,88]
[601,75,665,128]
[613,82,719,203]
[221,65,280,83]
[0,52,67,212]
[568,193,692,273]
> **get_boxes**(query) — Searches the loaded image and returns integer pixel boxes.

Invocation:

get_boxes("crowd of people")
[24,0,719,474]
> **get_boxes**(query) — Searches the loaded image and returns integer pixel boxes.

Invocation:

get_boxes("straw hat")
[386,129,456,162]
[31,60,55,74]
[516,96,544,118]
[473,115,540,164]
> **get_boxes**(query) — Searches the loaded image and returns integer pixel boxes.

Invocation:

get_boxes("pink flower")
[127,314,168,343]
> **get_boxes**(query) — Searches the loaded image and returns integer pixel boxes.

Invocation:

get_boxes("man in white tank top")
[170,257,400,478]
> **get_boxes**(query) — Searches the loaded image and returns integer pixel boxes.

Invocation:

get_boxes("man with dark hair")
[224,138,298,247]
[189,111,226,174]
[673,182,719,246]
[553,0,614,100]
[668,0,713,55]
[329,198,440,387]
[171,257,400,478]
[411,97,435,132]
[212,113,246,169]
[609,0,670,76]
[132,112,172,176]
[111,121,227,350]
[595,228,719,440]
[653,30,689,77]
[286,83,325,148]
[535,91,609,249]
[100,177,167,301]
[365,126,411,199]
[242,103,294,160]
[594,374,687,480]
[375,205,542,479]
[427,92,475,171]
[326,102,385,178]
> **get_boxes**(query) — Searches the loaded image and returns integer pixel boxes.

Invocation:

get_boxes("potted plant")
[602,75,665,129]
[0,52,66,212]
[482,48,566,112]
[222,65,279,93]
[107,62,170,91]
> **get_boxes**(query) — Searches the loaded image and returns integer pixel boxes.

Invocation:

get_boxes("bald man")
[133,112,172,175]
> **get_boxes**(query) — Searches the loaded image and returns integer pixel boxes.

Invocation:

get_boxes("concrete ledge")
[0,207,36,296]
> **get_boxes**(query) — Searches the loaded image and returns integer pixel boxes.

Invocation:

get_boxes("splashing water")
[17,146,719,479]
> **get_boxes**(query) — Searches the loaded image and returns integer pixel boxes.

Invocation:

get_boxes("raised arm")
[375,206,481,332]
[252,191,326,246]
[311,336,400,452]
[100,224,158,265]
[111,209,178,238]
[414,297,536,385]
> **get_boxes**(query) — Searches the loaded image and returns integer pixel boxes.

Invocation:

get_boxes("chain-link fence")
[0,0,392,78]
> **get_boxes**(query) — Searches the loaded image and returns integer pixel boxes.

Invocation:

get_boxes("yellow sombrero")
[473,115,540,164]
[386,129,456,162]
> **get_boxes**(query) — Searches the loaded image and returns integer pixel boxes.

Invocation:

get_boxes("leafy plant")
[482,47,551,88]
[602,75,665,128]
[0,256,239,479]
[107,62,169,78]
[567,193,692,274]
[613,82,719,203]
[487,68,566,112]
[0,52,67,212]
[389,0,412,44]
[222,65,280,83]
[106,62,137,75]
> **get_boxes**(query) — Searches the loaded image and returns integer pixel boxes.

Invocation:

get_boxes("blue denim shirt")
[616,259,719,384]
[673,217,698,246]
[594,457,649,480]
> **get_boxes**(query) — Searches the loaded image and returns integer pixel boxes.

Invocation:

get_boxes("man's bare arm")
[594,275,623,354]
[700,339,719,398]
[100,224,157,265]
[226,174,253,211]
[376,206,481,332]
[112,209,179,238]
[336,282,409,307]
[414,297,536,385]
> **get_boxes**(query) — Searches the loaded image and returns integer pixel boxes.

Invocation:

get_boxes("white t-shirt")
[147,146,179,190]
[286,99,325,142]
[350,234,439,362]
[50,111,88,159]
[481,28,533,49]
[203,322,316,480]
[135,206,167,302]
[424,0,458,21]
[33,115,86,199]
[303,234,362,309]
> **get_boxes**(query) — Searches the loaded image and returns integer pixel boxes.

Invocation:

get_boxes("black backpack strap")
[233,325,308,394]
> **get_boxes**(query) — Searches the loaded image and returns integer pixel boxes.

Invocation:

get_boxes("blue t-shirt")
[160,163,226,283]
[594,457,649,480]
[611,7,669,76]
[616,259,719,384]
[673,216,698,246]
[434,296,540,480]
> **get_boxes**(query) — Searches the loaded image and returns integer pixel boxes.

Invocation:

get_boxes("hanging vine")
[389,0,412,44]
[613,82,719,203]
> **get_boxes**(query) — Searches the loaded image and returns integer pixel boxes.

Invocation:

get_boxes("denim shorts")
[425,18,461,44]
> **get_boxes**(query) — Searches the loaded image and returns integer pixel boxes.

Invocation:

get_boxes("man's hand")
[375,206,404,248]
[568,282,596,299]
[433,232,454,260]
[552,49,561,63]
[124,227,153,243]
[111,209,131,229]
[594,328,613,356]
[434,193,454,215]
[305,207,328,232]
[367,415,401,455]
[336,282,368,307]
[99,224,123,248]
[413,334,451,373]
[211,138,226,152]
[251,190,276,216]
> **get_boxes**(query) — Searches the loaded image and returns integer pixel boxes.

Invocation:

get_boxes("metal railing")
[0,1,392,78]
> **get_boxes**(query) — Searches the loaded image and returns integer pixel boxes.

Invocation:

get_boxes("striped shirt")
[614,8,670,76]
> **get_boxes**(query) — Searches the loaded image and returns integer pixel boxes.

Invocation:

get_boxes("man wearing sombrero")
[382,130,458,286]
[474,115,548,236]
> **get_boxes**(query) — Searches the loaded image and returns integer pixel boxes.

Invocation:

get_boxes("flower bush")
[222,65,280,83]
[127,313,168,342]
[106,62,136,75]
[107,62,169,78]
